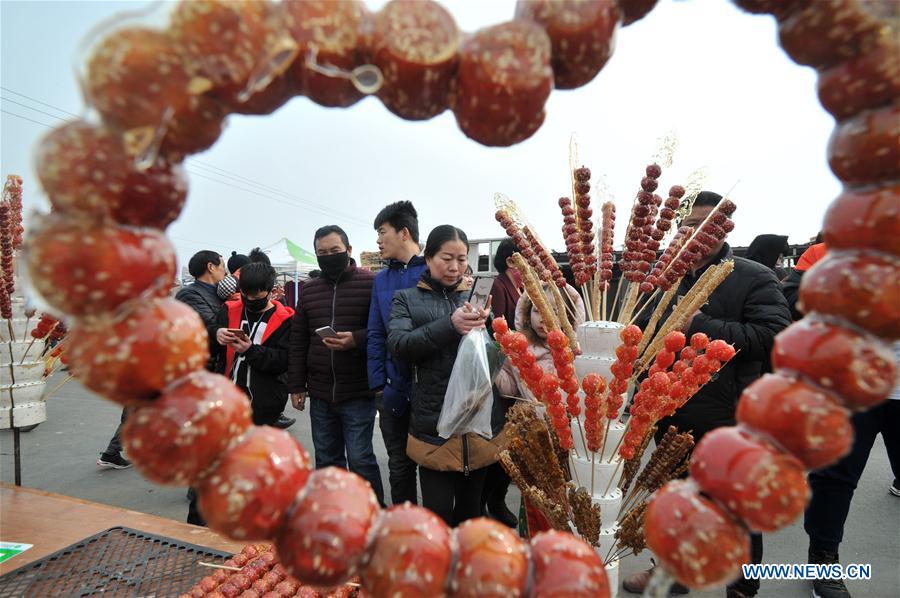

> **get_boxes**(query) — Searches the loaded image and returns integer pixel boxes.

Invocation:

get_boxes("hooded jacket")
[367,255,428,416]
[212,299,294,425]
[495,284,586,401]
[642,244,791,438]
[745,234,789,271]
[287,261,374,403]
[388,271,506,472]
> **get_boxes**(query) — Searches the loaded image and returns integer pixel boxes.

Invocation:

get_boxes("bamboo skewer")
[603,459,623,496]
[199,562,241,572]
[43,374,72,400]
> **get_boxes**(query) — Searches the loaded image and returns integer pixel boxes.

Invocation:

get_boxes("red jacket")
[223,299,294,377]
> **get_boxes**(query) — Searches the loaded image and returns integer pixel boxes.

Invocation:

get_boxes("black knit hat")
[227,251,251,274]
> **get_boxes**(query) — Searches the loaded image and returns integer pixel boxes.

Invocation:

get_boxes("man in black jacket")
[624,192,792,598]
[174,250,226,526]
[175,250,227,370]
[287,225,384,506]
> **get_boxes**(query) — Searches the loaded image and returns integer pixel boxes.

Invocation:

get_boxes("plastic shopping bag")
[437,328,496,440]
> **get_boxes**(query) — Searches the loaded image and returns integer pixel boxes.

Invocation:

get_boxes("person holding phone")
[387,225,506,527]
[212,262,295,428]
[287,225,385,506]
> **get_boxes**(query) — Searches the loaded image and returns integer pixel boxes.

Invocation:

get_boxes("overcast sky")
[1,0,839,269]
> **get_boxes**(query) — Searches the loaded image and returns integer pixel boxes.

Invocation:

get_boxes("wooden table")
[0,483,243,575]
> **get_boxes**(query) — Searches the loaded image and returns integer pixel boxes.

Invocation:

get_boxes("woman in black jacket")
[387,225,503,526]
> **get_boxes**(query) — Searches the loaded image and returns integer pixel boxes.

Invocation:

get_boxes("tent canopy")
[261,237,319,275]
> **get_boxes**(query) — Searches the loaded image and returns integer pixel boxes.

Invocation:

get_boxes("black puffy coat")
[388,273,505,448]
[175,280,223,370]
[287,262,374,403]
[644,244,791,440]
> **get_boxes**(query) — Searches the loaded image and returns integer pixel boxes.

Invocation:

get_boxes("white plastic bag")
[437,329,495,440]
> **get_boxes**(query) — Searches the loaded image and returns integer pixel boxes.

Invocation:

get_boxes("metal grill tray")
[0,526,232,597]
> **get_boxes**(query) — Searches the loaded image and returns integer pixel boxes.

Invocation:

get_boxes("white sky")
[1,0,840,269]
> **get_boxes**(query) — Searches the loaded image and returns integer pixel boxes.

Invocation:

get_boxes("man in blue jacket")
[367,201,427,505]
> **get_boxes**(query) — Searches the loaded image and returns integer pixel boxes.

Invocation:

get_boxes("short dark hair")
[694,191,723,208]
[424,225,468,258]
[248,247,271,266]
[374,201,420,243]
[227,251,250,274]
[238,262,277,295]
[188,250,221,278]
[493,237,519,274]
[314,225,350,249]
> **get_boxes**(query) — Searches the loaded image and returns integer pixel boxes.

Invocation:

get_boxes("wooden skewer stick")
[602,459,623,496]
[43,374,72,400]
[18,336,37,365]
[198,562,241,571]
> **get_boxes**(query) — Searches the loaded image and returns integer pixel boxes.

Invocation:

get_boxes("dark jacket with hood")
[287,261,374,403]
[642,244,791,439]
[388,271,507,473]
[212,299,293,425]
[175,279,223,370]
[745,233,789,279]
[367,255,428,416]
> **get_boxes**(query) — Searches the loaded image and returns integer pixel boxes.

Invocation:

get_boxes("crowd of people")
[93,196,896,598]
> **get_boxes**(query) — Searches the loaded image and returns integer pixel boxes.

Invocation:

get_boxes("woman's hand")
[451,305,486,334]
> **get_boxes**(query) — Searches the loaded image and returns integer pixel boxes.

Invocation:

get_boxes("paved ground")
[1,374,897,597]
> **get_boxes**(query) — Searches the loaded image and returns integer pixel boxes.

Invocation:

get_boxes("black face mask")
[317,252,350,279]
[242,294,270,313]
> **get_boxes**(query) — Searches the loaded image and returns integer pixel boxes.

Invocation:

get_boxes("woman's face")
[530,305,547,339]
[426,239,469,286]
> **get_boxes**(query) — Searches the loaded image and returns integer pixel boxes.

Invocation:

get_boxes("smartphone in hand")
[226,328,250,341]
[315,326,338,339]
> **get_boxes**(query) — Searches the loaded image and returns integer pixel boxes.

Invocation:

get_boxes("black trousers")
[377,401,418,505]
[804,400,900,554]
[103,408,128,456]
[481,462,511,509]
[654,421,763,596]
[419,466,488,527]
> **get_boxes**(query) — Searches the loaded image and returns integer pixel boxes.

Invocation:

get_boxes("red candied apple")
[690,427,809,532]
[169,0,277,88]
[372,0,460,120]
[620,324,642,346]
[122,371,252,485]
[644,480,749,589]
[828,102,900,183]
[778,0,883,69]
[453,20,553,146]
[817,38,899,121]
[529,530,610,596]
[361,503,452,597]
[515,0,619,89]
[771,318,896,409]
[198,427,311,540]
[27,218,175,319]
[35,120,188,228]
[799,252,899,339]
[84,27,198,133]
[736,373,852,469]
[35,120,128,218]
[449,518,528,596]
[159,94,228,160]
[823,182,900,256]
[277,467,379,587]
[67,298,208,404]
[283,0,371,108]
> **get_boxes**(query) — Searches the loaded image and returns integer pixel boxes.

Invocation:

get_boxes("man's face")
[681,205,714,231]
[376,223,406,259]
[208,257,226,283]
[315,232,350,257]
